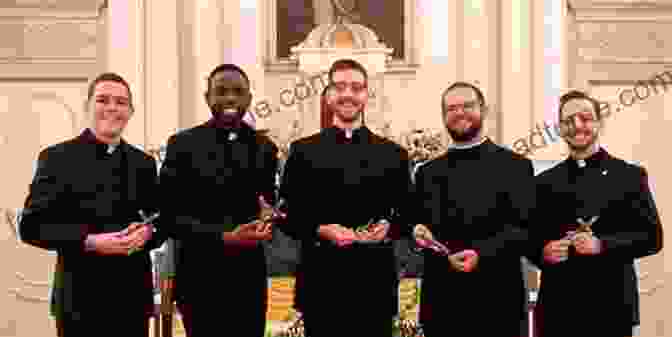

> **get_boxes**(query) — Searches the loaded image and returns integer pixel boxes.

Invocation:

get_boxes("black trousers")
[56,313,149,337]
[303,312,392,337]
[178,300,266,337]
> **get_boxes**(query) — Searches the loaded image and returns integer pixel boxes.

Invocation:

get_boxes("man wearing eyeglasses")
[531,90,663,337]
[412,82,536,337]
[278,59,412,337]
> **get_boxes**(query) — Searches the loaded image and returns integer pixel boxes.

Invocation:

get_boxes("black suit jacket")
[278,126,412,317]
[158,120,278,303]
[413,139,535,335]
[532,148,663,335]
[19,129,163,320]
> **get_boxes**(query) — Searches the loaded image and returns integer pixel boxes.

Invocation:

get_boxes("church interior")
[0,0,669,336]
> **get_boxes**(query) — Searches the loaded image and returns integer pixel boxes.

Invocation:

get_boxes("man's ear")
[480,104,489,118]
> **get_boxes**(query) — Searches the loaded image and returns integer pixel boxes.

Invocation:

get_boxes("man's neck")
[90,128,121,145]
[570,142,599,160]
[451,133,486,149]
[332,116,363,135]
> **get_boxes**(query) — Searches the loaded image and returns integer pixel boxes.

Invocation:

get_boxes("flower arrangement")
[399,128,450,164]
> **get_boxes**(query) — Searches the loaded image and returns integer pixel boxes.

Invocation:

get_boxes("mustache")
[564,127,596,137]
[336,99,359,106]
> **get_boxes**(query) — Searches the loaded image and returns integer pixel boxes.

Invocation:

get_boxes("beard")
[329,98,364,124]
[445,116,483,142]
[564,127,598,152]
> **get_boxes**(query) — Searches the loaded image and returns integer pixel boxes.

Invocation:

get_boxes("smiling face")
[205,69,252,123]
[91,80,133,141]
[559,97,602,151]
[328,68,368,126]
[442,86,485,142]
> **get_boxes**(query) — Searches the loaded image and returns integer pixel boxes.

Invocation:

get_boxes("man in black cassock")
[19,72,164,337]
[531,90,663,337]
[279,59,412,337]
[159,64,279,337]
[412,82,535,337]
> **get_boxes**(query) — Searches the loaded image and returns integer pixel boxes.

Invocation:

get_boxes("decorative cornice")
[98,0,108,17]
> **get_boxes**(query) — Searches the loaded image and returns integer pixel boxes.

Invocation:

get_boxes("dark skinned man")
[159,64,279,337]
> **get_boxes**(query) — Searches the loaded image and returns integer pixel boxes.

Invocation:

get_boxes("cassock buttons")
[228,132,238,141]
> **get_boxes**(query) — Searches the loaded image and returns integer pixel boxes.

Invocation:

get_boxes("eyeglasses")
[444,101,479,114]
[559,113,598,128]
[331,82,367,94]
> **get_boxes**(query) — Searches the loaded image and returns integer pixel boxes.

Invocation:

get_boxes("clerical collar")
[328,126,367,144]
[570,145,608,169]
[449,136,487,150]
[206,116,255,142]
[81,128,121,154]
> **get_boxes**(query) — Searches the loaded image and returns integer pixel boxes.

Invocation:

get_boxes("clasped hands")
[221,195,282,247]
[87,221,154,256]
[317,221,390,247]
[543,226,602,264]
[413,224,478,273]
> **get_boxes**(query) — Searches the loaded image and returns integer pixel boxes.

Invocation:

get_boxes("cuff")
[83,234,96,252]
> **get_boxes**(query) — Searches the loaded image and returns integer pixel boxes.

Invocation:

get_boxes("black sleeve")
[158,135,229,241]
[525,177,548,269]
[257,140,280,207]
[140,158,167,251]
[412,163,434,228]
[471,158,536,260]
[598,166,663,259]
[277,143,318,243]
[388,148,415,240]
[19,148,92,252]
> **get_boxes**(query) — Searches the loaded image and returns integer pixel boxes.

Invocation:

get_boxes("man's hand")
[355,222,390,242]
[124,222,154,253]
[447,250,479,272]
[88,231,136,256]
[223,221,272,247]
[318,224,357,247]
[413,224,434,248]
[543,239,572,264]
[573,232,602,255]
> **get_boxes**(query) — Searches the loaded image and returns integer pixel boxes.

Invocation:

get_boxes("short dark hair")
[87,72,134,111]
[206,64,250,93]
[441,82,486,113]
[328,59,368,83]
[558,90,602,122]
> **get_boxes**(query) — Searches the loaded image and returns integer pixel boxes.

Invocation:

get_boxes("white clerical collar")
[449,136,487,150]
[107,143,118,154]
[88,128,120,153]
[573,143,600,168]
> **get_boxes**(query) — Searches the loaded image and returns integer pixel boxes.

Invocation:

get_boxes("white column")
[145,0,180,149]
[462,0,496,138]
[106,0,146,147]
[501,0,533,154]
[184,0,225,126]
[532,0,570,160]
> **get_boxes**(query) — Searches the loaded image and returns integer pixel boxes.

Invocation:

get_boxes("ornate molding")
[8,288,49,303]
[576,21,672,63]
[0,21,96,62]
